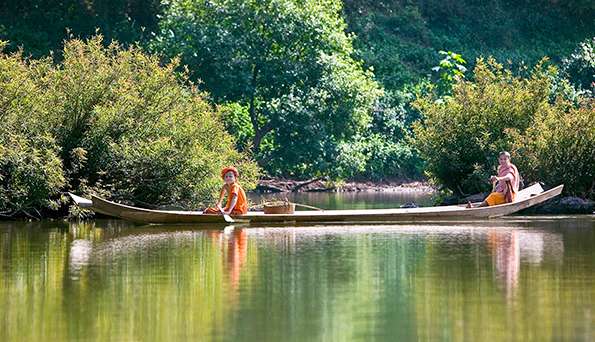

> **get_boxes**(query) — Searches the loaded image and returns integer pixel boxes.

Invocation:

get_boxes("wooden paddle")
[292,202,324,211]
[219,207,235,223]
[281,197,323,211]
[468,177,498,208]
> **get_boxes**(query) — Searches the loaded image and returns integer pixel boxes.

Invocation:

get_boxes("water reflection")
[68,239,92,280]
[0,217,593,341]
[249,190,435,209]
[67,225,252,288]
[487,230,565,300]
[206,228,249,292]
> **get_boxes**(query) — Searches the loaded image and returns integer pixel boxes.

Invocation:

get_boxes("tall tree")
[151,0,381,176]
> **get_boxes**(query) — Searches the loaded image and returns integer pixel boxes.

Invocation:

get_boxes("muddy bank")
[255,177,435,193]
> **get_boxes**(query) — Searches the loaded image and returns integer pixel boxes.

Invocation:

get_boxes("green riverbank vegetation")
[413,58,594,198]
[0,38,258,217]
[0,0,593,217]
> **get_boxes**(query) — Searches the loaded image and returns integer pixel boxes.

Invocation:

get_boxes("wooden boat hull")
[70,183,563,225]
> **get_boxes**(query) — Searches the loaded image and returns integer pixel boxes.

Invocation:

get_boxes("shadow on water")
[0,215,594,341]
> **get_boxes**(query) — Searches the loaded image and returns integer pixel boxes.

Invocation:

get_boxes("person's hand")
[490,175,498,183]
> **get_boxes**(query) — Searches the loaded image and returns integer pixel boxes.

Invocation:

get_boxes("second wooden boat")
[69,183,563,225]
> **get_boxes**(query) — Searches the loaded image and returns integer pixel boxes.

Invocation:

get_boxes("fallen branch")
[255,183,285,193]
[292,177,327,192]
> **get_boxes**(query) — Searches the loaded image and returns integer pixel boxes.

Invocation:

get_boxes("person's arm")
[216,186,227,210]
[491,173,513,183]
[223,194,238,215]
[497,173,514,182]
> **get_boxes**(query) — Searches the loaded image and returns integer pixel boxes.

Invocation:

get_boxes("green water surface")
[0,193,594,341]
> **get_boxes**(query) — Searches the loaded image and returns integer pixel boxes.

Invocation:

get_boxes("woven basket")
[263,202,295,214]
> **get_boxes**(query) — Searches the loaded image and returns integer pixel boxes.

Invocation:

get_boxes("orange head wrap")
[221,166,239,180]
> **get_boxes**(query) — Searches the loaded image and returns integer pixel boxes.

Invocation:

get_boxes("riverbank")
[255,177,435,193]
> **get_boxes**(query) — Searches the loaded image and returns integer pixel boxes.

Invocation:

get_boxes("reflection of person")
[227,229,248,290]
[204,166,248,215]
[488,231,520,297]
[203,228,248,291]
[468,151,520,208]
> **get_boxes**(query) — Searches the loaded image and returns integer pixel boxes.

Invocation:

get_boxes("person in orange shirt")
[468,151,520,208]
[203,166,248,215]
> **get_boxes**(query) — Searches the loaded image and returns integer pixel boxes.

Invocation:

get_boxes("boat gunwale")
[77,183,564,224]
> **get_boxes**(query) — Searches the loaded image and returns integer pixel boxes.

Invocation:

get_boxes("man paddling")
[204,166,248,215]
[467,151,520,208]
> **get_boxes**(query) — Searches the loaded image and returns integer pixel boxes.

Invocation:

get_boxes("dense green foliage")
[562,37,595,93]
[334,83,427,180]
[0,37,257,217]
[151,0,382,178]
[2,1,592,92]
[344,0,594,90]
[341,0,593,182]
[511,99,595,198]
[413,58,594,197]
[0,0,160,58]
[0,0,593,209]
[0,41,66,216]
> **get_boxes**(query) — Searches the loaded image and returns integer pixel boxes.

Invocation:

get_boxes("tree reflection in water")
[1,218,593,341]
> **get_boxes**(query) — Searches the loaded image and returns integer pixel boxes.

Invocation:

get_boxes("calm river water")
[1,192,594,341]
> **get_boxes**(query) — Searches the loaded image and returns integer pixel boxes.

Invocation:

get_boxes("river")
[1,192,594,341]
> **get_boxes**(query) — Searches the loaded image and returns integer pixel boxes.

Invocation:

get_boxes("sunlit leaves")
[0,36,258,216]
[151,0,381,177]
[412,57,592,195]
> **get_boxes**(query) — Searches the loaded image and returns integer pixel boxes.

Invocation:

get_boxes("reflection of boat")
[69,183,563,225]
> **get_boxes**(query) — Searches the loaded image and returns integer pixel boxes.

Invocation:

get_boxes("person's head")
[221,166,239,185]
[498,151,511,166]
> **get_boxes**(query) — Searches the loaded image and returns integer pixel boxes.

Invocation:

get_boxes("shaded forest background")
[2,0,592,87]
[0,0,593,216]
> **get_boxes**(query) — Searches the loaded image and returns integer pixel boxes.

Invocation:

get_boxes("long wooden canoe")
[69,183,563,225]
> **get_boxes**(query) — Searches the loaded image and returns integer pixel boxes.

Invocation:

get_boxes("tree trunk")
[247,64,273,155]
[248,65,260,153]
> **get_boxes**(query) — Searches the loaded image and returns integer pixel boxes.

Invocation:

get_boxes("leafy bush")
[218,103,255,153]
[336,134,421,180]
[0,36,258,217]
[0,133,65,217]
[359,84,428,180]
[431,51,467,96]
[413,56,595,198]
[0,44,65,216]
[260,52,381,177]
[412,58,554,194]
[511,99,595,198]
